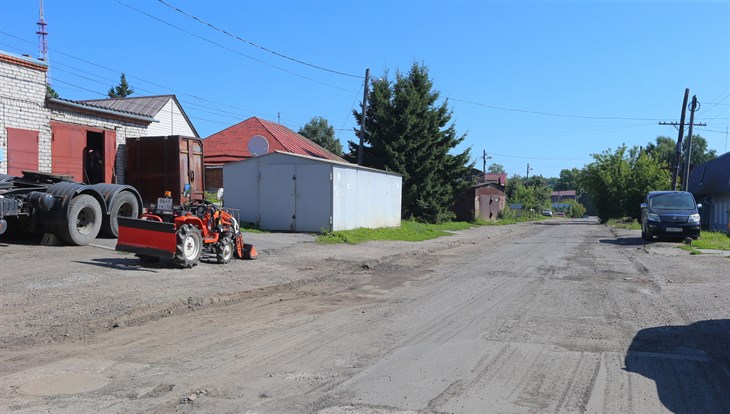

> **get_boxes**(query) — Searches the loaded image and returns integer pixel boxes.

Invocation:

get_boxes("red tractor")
[116,198,256,268]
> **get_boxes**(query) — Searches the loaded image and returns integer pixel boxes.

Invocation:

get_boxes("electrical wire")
[450,97,670,121]
[111,2,356,93]
[156,0,361,79]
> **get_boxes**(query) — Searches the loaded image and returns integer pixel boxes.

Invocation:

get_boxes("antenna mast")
[37,0,48,61]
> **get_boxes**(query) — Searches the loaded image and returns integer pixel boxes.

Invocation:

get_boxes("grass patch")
[607,217,641,230]
[318,220,474,244]
[678,245,701,255]
[692,231,730,251]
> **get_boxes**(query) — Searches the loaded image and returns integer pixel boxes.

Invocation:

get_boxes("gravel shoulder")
[0,222,532,349]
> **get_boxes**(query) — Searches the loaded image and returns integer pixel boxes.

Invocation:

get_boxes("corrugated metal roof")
[79,95,173,117]
[78,95,199,137]
[47,98,155,122]
[204,117,347,164]
[689,151,730,195]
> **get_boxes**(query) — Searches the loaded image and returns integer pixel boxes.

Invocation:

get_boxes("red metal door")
[104,129,116,183]
[51,122,86,181]
[6,128,39,176]
[189,139,204,200]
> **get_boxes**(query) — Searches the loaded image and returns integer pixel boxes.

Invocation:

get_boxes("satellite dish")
[247,135,270,156]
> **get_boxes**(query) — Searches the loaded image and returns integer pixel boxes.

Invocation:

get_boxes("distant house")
[204,117,345,190]
[688,152,730,233]
[551,190,576,209]
[79,95,198,138]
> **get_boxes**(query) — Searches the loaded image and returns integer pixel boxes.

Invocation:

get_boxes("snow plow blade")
[116,217,176,259]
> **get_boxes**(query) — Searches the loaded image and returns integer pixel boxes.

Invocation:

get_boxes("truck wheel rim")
[77,207,96,235]
[183,235,199,259]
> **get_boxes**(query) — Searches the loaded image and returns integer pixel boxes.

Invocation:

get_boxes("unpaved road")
[1,219,729,413]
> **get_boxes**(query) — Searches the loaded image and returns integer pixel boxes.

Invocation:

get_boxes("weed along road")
[1,218,729,413]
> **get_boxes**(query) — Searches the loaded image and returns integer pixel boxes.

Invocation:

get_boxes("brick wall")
[0,56,49,174]
[1,51,149,183]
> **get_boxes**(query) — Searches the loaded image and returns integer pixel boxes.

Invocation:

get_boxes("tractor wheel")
[215,237,234,264]
[174,224,202,268]
[58,194,102,246]
[103,191,139,238]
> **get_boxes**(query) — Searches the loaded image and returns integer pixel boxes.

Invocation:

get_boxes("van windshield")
[649,193,696,210]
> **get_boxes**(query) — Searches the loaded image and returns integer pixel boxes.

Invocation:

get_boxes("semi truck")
[0,171,142,245]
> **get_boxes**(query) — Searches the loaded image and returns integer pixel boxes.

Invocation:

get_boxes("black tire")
[58,194,102,246]
[102,191,139,238]
[215,237,234,264]
[174,224,202,268]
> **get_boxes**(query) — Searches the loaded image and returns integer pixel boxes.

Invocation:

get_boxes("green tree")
[45,84,59,98]
[506,174,552,211]
[298,116,343,156]
[683,135,716,166]
[350,63,472,223]
[487,163,505,174]
[580,145,668,223]
[645,136,676,167]
[107,73,134,98]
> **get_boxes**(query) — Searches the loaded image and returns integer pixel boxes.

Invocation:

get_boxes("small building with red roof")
[204,117,346,189]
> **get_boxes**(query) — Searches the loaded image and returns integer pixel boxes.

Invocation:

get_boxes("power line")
[450,97,669,121]
[489,152,591,161]
[109,2,355,93]
[156,0,361,79]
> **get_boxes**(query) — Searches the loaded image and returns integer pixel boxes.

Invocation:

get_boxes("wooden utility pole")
[526,163,532,180]
[682,95,699,191]
[670,89,689,191]
[357,68,370,166]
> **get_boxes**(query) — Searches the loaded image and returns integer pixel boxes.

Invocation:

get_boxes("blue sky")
[1,0,728,178]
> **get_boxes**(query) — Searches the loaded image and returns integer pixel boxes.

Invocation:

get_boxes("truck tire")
[215,236,234,264]
[102,191,139,238]
[174,224,202,268]
[58,194,102,246]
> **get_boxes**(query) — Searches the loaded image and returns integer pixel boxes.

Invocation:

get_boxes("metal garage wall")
[708,194,730,233]
[332,165,401,231]
[224,152,400,232]
[292,164,332,232]
[222,157,259,226]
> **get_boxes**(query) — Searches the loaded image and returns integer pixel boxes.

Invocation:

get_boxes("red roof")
[204,117,346,165]
[484,173,507,186]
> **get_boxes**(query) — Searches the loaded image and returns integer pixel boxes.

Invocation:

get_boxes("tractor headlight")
[688,213,700,223]
[647,213,661,222]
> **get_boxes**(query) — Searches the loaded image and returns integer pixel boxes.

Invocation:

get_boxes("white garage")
[223,151,402,232]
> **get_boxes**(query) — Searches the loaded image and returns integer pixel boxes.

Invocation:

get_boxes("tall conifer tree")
[351,63,472,223]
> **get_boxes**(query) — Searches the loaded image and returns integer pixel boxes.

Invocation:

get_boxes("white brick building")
[0,50,196,184]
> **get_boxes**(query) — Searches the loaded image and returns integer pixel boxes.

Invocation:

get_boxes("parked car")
[542,209,553,217]
[640,191,701,241]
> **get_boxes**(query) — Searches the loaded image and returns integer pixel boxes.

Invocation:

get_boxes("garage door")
[6,128,38,176]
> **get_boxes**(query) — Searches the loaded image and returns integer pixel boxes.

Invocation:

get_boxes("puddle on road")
[17,373,108,396]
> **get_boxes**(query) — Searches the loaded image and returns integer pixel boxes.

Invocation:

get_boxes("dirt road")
[1,219,729,413]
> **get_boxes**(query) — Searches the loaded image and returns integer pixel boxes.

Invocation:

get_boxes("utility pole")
[357,68,370,166]
[526,163,533,180]
[682,96,699,191]
[481,150,492,179]
[659,90,706,190]
[669,89,689,191]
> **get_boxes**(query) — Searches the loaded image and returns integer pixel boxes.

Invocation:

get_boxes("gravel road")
[1,218,728,413]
